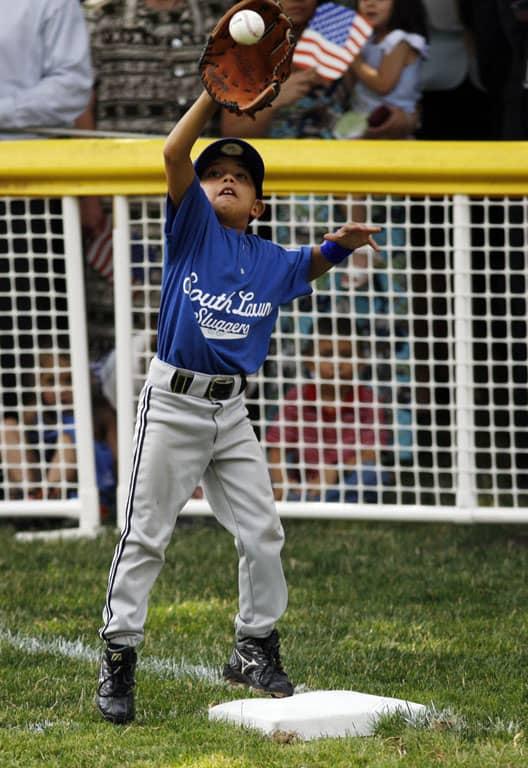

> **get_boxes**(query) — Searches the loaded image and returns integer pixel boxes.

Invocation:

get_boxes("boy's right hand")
[323,223,382,253]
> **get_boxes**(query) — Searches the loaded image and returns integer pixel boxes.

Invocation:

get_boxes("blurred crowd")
[1,0,527,513]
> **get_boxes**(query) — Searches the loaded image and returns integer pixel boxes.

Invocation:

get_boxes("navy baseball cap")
[194,138,265,199]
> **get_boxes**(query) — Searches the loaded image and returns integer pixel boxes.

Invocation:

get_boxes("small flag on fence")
[292,2,373,82]
[85,214,113,281]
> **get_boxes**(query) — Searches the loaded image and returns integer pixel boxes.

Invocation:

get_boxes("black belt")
[170,369,247,400]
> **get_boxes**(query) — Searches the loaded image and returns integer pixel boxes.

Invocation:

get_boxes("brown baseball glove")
[199,0,295,116]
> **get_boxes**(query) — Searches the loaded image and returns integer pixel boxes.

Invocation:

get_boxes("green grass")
[1,518,528,767]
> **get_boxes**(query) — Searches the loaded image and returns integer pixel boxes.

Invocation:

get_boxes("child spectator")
[1,350,116,515]
[341,0,429,139]
[1,351,77,500]
[266,317,391,502]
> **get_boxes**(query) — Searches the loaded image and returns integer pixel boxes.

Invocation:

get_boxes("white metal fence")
[0,196,99,533]
[113,191,528,525]
[1,191,527,530]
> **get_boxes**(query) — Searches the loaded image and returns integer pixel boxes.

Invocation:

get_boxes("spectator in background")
[82,0,230,136]
[458,0,528,138]
[1,351,77,500]
[266,317,391,502]
[1,349,117,516]
[79,0,231,358]
[341,0,428,140]
[0,0,93,440]
[221,0,418,139]
[0,0,93,139]
[417,0,492,139]
[334,0,427,466]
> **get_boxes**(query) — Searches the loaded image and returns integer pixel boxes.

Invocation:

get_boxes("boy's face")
[200,158,265,231]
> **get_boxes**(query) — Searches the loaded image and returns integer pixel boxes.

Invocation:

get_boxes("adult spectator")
[458,0,528,138]
[83,0,230,135]
[0,0,93,432]
[79,0,231,358]
[0,0,93,138]
[417,0,492,139]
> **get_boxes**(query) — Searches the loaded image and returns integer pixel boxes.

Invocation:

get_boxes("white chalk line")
[0,625,221,684]
[2,626,465,737]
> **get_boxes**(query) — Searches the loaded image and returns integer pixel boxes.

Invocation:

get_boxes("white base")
[209,689,426,740]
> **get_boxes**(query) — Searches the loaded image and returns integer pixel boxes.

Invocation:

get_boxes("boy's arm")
[163,90,218,206]
[309,222,382,281]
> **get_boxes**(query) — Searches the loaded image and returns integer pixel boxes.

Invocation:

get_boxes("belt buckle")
[171,370,194,394]
[207,376,235,401]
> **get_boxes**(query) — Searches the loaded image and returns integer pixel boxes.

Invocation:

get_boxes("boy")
[96,89,381,724]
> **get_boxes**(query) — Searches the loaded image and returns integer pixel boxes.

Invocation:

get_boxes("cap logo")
[221,143,244,157]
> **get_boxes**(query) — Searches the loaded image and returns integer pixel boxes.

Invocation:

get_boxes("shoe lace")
[99,654,135,696]
[241,637,267,662]
[262,632,286,675]
[236,638,275,685]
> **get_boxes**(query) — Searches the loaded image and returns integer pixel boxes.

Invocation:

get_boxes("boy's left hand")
[200,0,295,116]
[324,223,382,252]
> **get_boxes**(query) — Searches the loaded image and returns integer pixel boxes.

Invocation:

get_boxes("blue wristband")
[320,240,352,264]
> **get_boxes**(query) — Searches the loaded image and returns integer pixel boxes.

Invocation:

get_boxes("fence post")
[62,196,100,533]
[113,196,135,530]
[453,195,477,512]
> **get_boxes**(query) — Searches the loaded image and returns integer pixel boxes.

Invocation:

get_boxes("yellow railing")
[1,139,527,196]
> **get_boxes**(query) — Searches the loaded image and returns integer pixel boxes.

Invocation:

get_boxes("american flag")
[85,214,113,281]
[292,2,373,82]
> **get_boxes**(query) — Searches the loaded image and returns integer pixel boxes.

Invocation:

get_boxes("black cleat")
[96,644,137,724]
[223,629,294,698]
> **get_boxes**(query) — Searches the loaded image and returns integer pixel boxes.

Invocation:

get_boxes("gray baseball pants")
[100,356,287,647]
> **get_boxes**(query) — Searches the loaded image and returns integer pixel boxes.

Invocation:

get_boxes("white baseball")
[229,10,265,45]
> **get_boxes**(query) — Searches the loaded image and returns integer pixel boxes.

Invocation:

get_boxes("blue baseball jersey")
[156,176,313,375]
